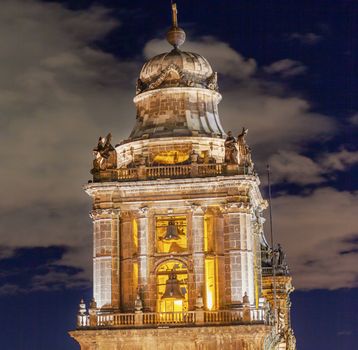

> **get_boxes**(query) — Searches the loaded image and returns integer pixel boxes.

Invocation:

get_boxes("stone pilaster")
[214,211,226,309]
[120,211,135,311]
[91,208,120,309]
[136,206,150,309]
[191,205,205,302]
[223,205,255,307]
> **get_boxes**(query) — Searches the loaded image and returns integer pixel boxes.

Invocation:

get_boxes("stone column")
[215,210,226,309]
[223,205,255,307]
[91,208,120,309]
[191,205,205,303]
[137,206,150,309]
[120,211,134,311]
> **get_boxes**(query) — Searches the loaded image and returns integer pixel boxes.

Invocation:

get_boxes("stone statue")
[134,293,143,313]
[136,78,145,95]
[237,128,252,166]
[224,131,237,164]
[93,133,117,171]
[276,244,286,267]
[272,243,287,270]
[207,72,219,91]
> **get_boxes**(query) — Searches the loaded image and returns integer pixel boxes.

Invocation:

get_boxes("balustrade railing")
[99,163,253,182]
[77,307,266,329]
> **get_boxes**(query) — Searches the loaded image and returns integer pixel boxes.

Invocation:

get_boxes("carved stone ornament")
[89,208,120,220]
[237,128,253,167]
[224,131,238,164]
[206,72,219,91]
[138,206,149,216]
[148,63,184,90]
[92,133,117,172]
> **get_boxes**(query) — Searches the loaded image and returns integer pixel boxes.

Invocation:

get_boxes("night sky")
[0,1,357,349]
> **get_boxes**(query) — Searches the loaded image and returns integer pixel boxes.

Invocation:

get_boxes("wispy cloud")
[0,0,355,293]
[264,59,307,78]
[0,246,90,295]
[289,32,322,45]
[349,113,358,126]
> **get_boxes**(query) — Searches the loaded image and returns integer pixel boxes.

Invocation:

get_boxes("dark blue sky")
[0,1,357,349]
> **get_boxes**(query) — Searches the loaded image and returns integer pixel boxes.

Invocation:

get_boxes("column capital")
[222,202,252,214]
[89,208,120,220]
[137,206,149,217]
[190,203,205,215]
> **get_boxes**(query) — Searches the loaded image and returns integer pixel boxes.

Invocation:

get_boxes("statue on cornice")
[207,72,219,91]
[224,131,237,164]
[237,127,252,166]
[92,133,117,171]
[274,243,286,268]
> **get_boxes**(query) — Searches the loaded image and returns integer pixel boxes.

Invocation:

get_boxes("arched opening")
[156,260,188,313]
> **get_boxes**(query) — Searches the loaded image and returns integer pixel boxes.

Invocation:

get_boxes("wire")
[267,164,277,327]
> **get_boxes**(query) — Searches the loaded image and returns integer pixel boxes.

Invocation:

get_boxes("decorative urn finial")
[166,2,186,48]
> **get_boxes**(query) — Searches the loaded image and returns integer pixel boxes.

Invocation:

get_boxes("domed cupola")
[137,50,217,93]
[129,3,224,141]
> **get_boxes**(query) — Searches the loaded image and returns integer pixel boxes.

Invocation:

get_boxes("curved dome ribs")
[137,51,218,94]
[126,2,225,142]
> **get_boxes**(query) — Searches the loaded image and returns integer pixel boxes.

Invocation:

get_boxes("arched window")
[156,260,188,313]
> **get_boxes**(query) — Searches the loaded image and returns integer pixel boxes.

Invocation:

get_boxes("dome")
[136,48,218,94]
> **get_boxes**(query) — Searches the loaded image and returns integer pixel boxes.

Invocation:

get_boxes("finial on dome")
[166,2,186,48]
[171,2,178,27]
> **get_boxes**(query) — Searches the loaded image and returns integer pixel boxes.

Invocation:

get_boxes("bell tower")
[70,4,296,349]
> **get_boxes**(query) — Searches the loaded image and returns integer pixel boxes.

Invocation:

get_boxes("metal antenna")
[267,164,277,327]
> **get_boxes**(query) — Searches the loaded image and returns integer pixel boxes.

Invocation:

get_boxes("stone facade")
[70,325,273,350]
[84,176,266,312]
[70,4,296,349]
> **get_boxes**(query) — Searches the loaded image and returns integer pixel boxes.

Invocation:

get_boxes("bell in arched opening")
[162,272,184,300]
[163,218,180,240]
[160,271,185,313]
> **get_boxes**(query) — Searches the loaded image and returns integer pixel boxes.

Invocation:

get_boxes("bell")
[161,272,184,300]
[163,219,180,240]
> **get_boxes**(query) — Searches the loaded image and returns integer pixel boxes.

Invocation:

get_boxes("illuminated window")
[133,261,138,296]
[205,258,217,310]
[204,214,214,252]
[153,150,189,164]
[156,216,187,253]
[156,260,188,313]
[132,218,138,253]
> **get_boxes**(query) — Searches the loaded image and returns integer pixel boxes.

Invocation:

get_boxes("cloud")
[273,188,358,289]
[0,0,138,285]
[144,37,335,163]
[0,1,353,294]
[289,32,322,45]
[268,149,358,185]
[144,36,257,79]
[264,59,307,78]
[0,246,90,295]
[349,113,358,126]
[321,149,358,171]
[269,151,324,185]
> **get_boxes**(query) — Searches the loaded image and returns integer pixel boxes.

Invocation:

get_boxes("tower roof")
[129,3,223,141]
[138,49,215,93]
[136,2,218,95]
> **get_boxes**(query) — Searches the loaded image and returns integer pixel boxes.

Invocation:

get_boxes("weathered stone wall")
[70,325,272,350]
[91,209,120,309]
[86,176,266,312]
[130,87,224,139]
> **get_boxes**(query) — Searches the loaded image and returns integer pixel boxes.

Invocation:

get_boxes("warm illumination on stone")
[70,3,296,349]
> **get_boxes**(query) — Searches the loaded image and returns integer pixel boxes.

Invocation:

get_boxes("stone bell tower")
[69,3,296,349]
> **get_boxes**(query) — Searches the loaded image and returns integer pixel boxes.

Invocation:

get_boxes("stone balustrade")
[92,163,253,183]
[77,307,267,329]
